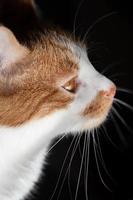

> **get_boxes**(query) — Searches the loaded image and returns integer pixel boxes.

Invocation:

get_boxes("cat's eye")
[62,77,79,94]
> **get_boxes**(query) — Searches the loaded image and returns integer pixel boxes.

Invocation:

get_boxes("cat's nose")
[102,85,116,98]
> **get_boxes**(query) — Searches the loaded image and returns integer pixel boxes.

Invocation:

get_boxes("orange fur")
[0,32,78,126]
[83,91,113,118]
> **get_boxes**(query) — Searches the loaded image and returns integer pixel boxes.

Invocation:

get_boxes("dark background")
[27,0,133,200]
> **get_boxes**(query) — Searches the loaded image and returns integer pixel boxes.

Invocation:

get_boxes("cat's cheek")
[82,101,113,130]
[79,92,114,130]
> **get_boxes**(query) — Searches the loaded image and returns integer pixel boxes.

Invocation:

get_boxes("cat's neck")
[0,111,66,152]
[0,103,82,200]
[0,111,66,200]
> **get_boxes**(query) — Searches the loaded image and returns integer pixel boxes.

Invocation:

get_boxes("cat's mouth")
[82,85,116,129]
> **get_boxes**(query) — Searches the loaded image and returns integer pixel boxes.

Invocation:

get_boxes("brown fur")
[0,33,79,126]
[83,91,113,118]
[0,1,112,127]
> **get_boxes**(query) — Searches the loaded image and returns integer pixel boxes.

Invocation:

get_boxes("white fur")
[0,27,28,69]
[0,43,114,200]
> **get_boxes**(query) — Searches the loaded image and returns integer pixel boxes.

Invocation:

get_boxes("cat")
[0,0,116,200]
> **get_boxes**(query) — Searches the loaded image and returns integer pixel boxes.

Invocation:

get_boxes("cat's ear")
[0,26,29,69]
[0,26,29,95]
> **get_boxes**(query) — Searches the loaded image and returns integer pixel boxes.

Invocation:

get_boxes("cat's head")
[0,26,116,133]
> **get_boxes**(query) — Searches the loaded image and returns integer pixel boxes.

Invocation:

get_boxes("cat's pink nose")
[102,85,116,98]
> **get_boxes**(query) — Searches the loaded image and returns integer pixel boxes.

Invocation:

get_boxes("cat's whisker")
[84,134,90,200]
[49,135,79,200]
[47,134,66,154]
[116,87,133,95]
[73,0,85,41]
[67,135,84,200]
[101,125,119,150]
[95,129,114,182]
[85,134,88,190]
[87,46,105,54]
[101,60,124,75]
[110,111,127,144]
[78,133,84,158]
[112,106,133,133]
[75,133,86,200]
[82,11,119,45]
[92,130,112,192]
[84,134,88,200]
[56,134,82,200]
[109,73,126,79]
[83,133,88,200]
[72,24,82,41]
[113,101,121,109]
[67,134,83,199]
[114,98,133,112]
[86,42,107,53]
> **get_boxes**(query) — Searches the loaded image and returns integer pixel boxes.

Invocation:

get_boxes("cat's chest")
[0,128,47,200]
[0,113,65,200]
[0,148,45,200]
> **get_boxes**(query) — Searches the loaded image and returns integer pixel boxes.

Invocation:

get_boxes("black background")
[28,0,133,200]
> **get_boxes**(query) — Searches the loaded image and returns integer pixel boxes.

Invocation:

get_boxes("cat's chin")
[82,112,109,132]
[68,114,108,135]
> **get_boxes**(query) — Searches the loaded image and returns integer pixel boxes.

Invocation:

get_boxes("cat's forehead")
[30,32,85,77]
[47,31,84,56]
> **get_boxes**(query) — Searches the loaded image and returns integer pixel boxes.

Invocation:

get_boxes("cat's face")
[0,26,116,133]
